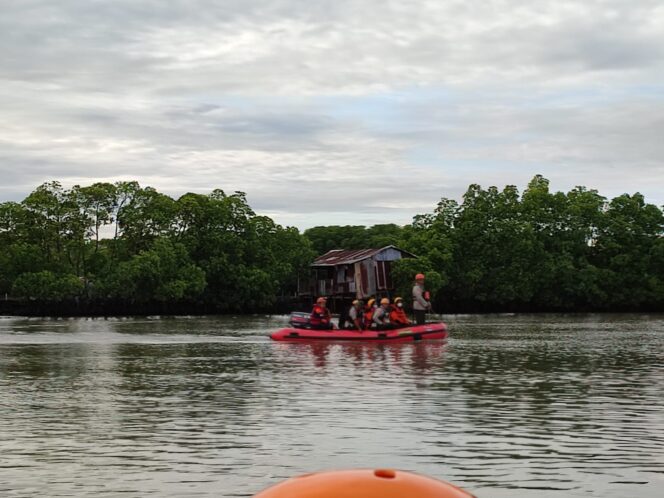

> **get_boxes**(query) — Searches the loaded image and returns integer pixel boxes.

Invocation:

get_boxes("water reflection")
[0,314,663,497]
[271,341,447,373]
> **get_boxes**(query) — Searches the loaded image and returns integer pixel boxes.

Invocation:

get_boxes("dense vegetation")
[304,175,664,312]
[1,176,662,314]
[0,181,314,313]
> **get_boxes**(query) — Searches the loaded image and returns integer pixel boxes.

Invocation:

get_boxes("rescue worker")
[412,273,431,325]
[372,298,392,330]
[390,297,411,326]
[363,298,377,329]
[310,297,333,330]
[344,299,364,331]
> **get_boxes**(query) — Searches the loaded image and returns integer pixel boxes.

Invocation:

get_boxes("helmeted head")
[367,298,376,308]
[253,468,475,498]
[380,298,390,307]
[394,297,404,308]
[316,297,327,306]
[352,299,363,308]
[415,273,425,283]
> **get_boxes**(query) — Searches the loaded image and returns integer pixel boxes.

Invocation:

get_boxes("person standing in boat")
[310,297,333,330]
[390,297,411,327]
[412,273,431,325]
[343,299,364,331]
[372,298,392,330]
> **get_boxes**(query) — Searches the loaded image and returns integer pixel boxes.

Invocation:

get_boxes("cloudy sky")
[1,0,663,228]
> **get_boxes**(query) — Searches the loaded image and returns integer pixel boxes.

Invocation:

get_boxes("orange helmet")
[253,468,475,498]
[316,297,327,304]
[380,298,390,305]
[415,273,425,280]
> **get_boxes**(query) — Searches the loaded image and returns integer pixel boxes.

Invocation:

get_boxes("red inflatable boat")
[271,313,448,342]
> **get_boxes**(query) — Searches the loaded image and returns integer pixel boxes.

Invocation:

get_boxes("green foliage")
[0,202,28,244]
[405,176,663,311]
[1,177,662,312]
[0,181,314,311]
[99,239,206,302]
[12,271,83,301]
[391,258,445,306]
[0,242,46,294]
[303,224,403,254]
[116,186,177,253]
[76,182,117,250]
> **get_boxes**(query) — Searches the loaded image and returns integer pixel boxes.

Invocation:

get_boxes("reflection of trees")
[438,346,661,403]
[411,331,664,455]
[1,342,110,465]
[112,342,267,457]
[1,343,91,380]
[114,342,260,412]
[393,323,664,494]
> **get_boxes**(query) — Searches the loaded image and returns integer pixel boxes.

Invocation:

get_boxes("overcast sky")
[1,0,663,228]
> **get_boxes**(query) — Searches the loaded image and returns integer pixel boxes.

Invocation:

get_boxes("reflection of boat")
[270,322,448,342]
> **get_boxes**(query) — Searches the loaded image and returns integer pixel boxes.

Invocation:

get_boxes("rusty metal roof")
[312,245,415,266]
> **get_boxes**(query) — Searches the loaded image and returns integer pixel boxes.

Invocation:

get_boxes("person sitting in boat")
[310,297,333,330]
[363,298,377,329]
[341,299,364,331]
[390,297,411,327]
[372,298,392,330]
[412,273,431,325]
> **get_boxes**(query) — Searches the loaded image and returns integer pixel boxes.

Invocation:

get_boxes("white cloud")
[0,0,662,227]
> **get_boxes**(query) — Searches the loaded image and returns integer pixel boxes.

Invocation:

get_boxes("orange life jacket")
[390,305,410,326]
[310,305,330,327]
[363,307,375,329]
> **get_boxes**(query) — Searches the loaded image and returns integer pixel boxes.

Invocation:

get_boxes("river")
[1,314,663,497]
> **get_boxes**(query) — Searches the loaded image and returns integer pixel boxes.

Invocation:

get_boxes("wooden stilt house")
[298,246,416,304]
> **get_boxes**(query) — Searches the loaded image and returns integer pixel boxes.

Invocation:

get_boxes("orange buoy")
[253,469,475,498]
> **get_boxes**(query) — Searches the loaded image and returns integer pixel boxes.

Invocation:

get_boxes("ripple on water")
[0,314,663,497]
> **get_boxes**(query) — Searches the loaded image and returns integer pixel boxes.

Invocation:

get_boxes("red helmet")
[415,273,425,280]
[316,297,327,305]
[253,469,475,498]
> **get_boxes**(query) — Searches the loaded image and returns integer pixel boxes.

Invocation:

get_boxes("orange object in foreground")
[253,469,476,498]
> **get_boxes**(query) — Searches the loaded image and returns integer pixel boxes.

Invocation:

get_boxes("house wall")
[354,263,364,298]
[365,259,377,298]
[334,264,355,295]
[375,260,393,290]
[374,247,405,262]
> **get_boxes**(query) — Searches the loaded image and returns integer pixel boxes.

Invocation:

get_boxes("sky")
[1,0,663,229]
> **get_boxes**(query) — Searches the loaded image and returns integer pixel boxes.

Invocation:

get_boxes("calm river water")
[1,314,663,497]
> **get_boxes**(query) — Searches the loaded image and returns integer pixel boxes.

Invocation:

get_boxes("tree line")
[305,175,664,312]
[1,176,662,314]
[0,181,314,313]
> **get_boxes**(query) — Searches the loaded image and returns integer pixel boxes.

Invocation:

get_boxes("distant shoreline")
[2,298,661,318]
[0,298,298,318]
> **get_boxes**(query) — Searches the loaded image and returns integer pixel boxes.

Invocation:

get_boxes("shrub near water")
[12,271,83,301]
